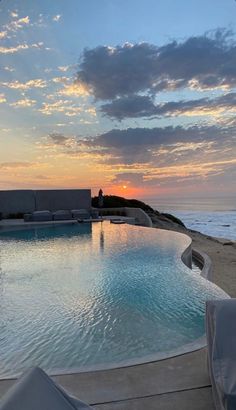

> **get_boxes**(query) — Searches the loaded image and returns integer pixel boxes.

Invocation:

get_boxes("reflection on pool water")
[0,222,227,378]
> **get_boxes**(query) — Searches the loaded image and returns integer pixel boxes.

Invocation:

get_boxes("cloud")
[107,156,236,194]
[143,159,236,181]
[34,174,50,180]
[53,15,61,22]
[10,11,18,18]
[111,172,145,186]
[101,95,157,119]
[39,123,235,168]
[0,15,30,42]
[48,133,69,145]
[1,129,11,133]
[0,42,46,54]
[39,100,83,116]
[100,92,236,120]
[76,30,236,100]
[31,42,47,49]
[0,44,30,54]
[0,93,6,103]
[10,98,36,108]
[40,125,235,160]
[0,162,36,170]
[35,124,235,193]
[38,98,95,118]
[5,16,30,33]
[44,68,54,73]
[89,125,232,148]
[58,66,70,72]
[38,133,106,160]
[58,82,90,97]
[0,31,7,39]
[3,66,15,72]
[80,123,236,169]
[2,78,47,90]
[52,76,68,84]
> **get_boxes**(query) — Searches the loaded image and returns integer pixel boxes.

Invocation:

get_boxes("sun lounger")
[71,209,91,219]
[90,209,100,219]
[206,299,236,410]
[24,213,33,222]
[0,367,92,410]
[53,210,72,220]
[28,211,53,222]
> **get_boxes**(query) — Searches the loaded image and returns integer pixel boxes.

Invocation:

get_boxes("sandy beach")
[150,211,236,297]
[189,230,236,297]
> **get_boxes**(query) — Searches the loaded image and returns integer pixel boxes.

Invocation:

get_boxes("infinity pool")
[0,222,226,378]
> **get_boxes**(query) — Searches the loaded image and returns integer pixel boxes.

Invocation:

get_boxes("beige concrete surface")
[53,349,210,404]
[0,349,211,408]
[93,387,214,410]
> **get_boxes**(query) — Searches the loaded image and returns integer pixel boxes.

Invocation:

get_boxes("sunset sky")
[0,0,236,200]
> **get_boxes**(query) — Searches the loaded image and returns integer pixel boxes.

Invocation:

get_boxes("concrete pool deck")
[0,349,213,409]
[0,221,235,409]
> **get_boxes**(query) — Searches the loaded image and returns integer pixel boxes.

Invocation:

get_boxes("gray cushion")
[32,211,52,221]
[90,209,99,219]
[53,210,72,220]
[0,367,91,410]
[24,213,33,222]
[71,209,90,219]
[206,299,236,410]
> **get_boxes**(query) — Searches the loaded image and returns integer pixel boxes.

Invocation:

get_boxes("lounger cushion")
[206,299,236,410]
[90,209,100,219]
[32,211,52,221]
[53,210,72,220]
[71,209,90,219]
[24,213,33,222]
[0,367,91,410]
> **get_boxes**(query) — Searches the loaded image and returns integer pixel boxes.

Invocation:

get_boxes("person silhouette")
[98,189,104,208]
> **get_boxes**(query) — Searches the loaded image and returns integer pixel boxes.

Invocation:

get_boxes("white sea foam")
[173,211,236,240]
[146,197,236,240]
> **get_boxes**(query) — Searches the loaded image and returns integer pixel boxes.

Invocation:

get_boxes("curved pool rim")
[0,221,229,378]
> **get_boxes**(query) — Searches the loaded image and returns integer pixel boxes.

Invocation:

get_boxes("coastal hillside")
[92,195,186,231]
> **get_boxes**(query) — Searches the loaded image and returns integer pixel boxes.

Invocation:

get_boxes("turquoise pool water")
[0,222,226,378]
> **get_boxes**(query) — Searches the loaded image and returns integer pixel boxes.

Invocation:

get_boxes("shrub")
[92,195,154,212]
[161,213,186,227]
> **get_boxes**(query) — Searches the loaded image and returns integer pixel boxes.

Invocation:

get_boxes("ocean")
[145,197,236,240]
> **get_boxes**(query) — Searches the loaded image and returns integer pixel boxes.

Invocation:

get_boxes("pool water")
[0,222,227,378]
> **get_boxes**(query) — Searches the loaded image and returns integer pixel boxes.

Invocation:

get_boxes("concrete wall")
[0,190,35,216]
[0,189,91,216]
[181,243,192,269]
[99,207,152,227]
[124,207,153,228]
[35,189,91,211]
[192,248,213,281]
